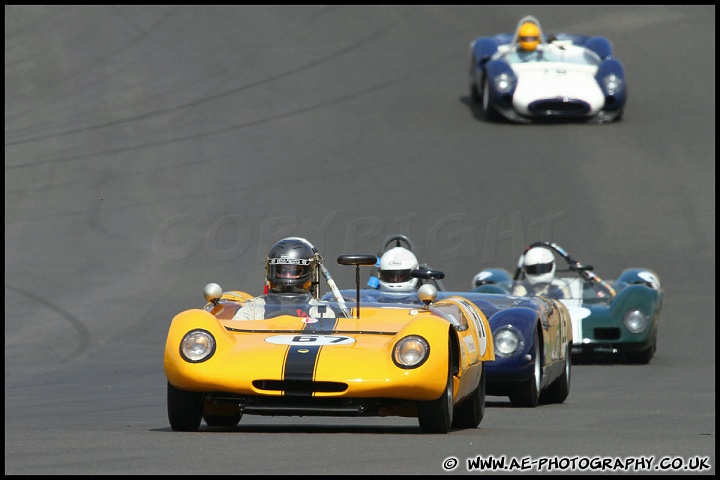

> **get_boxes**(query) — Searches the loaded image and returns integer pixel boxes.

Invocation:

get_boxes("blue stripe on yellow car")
[280,316,340,395]
[283,345,321,396]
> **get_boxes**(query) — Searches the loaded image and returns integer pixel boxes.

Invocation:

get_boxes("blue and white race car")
[325,235,573,408]
[468,15,626,124]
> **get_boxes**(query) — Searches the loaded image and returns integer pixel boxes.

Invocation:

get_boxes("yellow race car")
[164,255,494,434]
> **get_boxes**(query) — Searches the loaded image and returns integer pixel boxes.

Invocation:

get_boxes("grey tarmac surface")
[5,5,714,475]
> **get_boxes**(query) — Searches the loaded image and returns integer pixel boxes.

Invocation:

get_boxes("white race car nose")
[512,65,604,116]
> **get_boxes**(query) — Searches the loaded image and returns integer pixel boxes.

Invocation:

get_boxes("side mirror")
[418,284,438,308]
[203,283,223,305]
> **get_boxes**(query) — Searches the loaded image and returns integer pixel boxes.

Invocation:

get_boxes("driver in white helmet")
[511,246,570,299]
[359,246,422,303]
[378,246,420,292]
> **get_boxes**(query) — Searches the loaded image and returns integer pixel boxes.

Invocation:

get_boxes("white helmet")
[378,247,419,292]
[471,270,494,289]
[523,247,556,285]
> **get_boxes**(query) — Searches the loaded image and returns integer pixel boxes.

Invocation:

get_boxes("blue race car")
[472,241,663,364]
[326,235,573,408]
[468,15,626,123]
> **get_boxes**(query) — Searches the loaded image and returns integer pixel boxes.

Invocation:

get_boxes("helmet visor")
[380,269,412,284]
[520,35,539,43]
[525,262,553,275]
[272,264,306,279]
[268,258,311,280]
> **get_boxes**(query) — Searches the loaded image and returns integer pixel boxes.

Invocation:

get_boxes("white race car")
[469,15,626,124]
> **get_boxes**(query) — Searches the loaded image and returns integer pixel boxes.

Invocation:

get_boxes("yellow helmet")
[518,22,540,52]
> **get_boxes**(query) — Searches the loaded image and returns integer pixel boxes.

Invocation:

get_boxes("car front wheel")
[540,342,571,404]
[469,57,481,103]
[509,331,541,407]
[417,350,454,433]
[167,382,204,432]
[482,78,501,121]
[452,363,485,429]
[627,336,656,364]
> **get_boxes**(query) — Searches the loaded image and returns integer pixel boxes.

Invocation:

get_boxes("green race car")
[471,241,662,364]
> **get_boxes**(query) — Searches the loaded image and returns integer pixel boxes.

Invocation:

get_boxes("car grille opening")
[206,393,416,417]
[594,328,621,340]
[529,99,590,116]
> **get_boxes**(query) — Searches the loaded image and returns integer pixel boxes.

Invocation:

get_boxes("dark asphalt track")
[5,5,714,475]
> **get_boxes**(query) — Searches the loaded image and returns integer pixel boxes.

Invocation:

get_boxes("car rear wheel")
[509,331,541,407]
[167,382,204,432]
[417,351,454,433]
[451,363,485,429]
[540,342,571,404]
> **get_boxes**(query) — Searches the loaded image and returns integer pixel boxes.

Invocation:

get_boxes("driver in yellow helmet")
[518,21,541,52]
[514,16,544,61]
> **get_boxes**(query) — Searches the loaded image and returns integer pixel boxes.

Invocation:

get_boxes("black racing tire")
[482,77,502,122]
[470,80,481,103]
[167,382,204,432]
[509,330,541,407]
[451,363,486,429]
[417,353,454,433]
[626,336,656,365]
[469,56,481,103]
[540,343,571,404]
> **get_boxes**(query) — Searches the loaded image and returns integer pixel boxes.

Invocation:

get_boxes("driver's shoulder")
[241,295,267,306]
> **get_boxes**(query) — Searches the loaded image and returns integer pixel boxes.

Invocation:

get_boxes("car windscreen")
[504,45,601,66]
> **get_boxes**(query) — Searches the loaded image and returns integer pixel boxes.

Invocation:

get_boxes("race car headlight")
[623,309,648,334]
[494,326,524,358]
[602,74,623,95]
[180,329,216,363]
[393,335,430,369]
[493,73,516,94]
